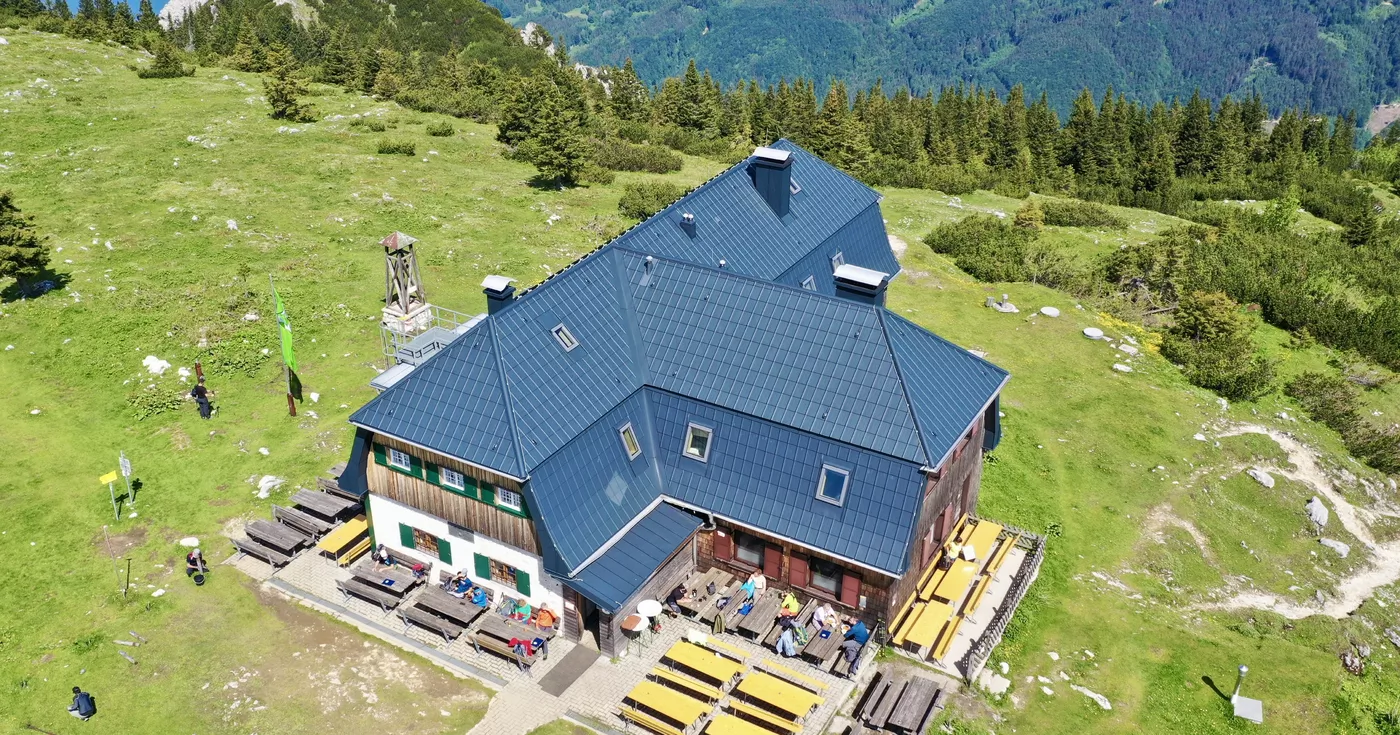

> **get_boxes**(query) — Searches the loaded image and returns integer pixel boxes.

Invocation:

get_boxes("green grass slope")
[2,30,1399,735]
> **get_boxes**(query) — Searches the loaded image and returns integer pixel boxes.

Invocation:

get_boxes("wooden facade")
[367,434,540,555]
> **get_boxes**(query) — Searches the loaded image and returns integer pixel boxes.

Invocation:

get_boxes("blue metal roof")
[776,203,901,295]
[652,390,928,575]
[609,140,888,281]
[565,502,702,614]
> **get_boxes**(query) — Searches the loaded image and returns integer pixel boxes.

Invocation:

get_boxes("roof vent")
[750,145,793,218]
[481,275,517,315]
[718,259,727,269]
[639,255,655,287]
[833,264,891,306]
[679,212,697,238]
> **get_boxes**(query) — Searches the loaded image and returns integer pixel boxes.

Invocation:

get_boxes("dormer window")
[830,252,845,271]
[801,276,817,291]
[551,323,579,352]
[683,423,713,462]
[619,423,642,460]
[816,464,849,506]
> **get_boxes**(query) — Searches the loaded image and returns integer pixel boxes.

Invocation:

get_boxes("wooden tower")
[380,231,431,335]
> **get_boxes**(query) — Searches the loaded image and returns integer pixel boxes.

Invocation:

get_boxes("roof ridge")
[876,308,935,468]
[486,315,530,478]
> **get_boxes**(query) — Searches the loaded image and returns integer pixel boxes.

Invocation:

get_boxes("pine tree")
[1269,109,1305,186]
[517,81,588,185]
[993,84,1028,171]
[676,60,718,136]
[812,80,850,159]
[229,25,266,73]
[1176,90,1212,177]
[320,30,354,86]
[138,40,194,78]
[1060,88,1097,179]
[1208,96,1246,182]
[264,43,316,122]
[1026,92,1060,186]
[136,0,156,31]
[1327,110,1356,173]
[609,58,650,122]
[371,48,405,98]
[52,0,71,21]
[0,191,49,294]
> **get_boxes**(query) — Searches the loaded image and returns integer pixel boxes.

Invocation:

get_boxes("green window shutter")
[473,553,491,579]
[373,443,387,466]
[515,569,531,596]
[408,454,424,479]
[463,476,479,499]
[398,523,415,548]
[436,537,453,565]
[425,462,440,485]
[480,484,495,506]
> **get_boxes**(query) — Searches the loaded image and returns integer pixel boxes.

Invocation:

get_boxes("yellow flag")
[99,470,119,485]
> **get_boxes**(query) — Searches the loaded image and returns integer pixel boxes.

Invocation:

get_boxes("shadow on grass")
[1,271,72,303]
[1202,674,1230,701]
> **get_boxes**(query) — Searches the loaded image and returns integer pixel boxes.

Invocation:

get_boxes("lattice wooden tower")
[380,231,431,335]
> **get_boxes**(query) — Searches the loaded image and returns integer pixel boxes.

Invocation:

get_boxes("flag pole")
[271,275,296,417]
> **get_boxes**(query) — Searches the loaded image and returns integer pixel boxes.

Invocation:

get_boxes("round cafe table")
[638,599,663,618]
[621,613,647,656]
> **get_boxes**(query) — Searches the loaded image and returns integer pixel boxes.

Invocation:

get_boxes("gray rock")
[1319,538,1350,558]
[1306,496,1329,527]
[1247,467,1275,488]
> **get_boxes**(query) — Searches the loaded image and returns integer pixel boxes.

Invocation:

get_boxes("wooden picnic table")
[246,519,307,554]
[963,521,1003,562]
[351,563,418,597]
[886,676,940,732]
[477,613,555,643]
[415,585,487,628]
[290,489,358,519]
[626,680,710,731]
[801,626,843,663]
[735,672,823,720]
[903,601,953,649]
[932,560,979,603]
[706,714,773,735]
[662,641,743,687]
[736,590,780,638]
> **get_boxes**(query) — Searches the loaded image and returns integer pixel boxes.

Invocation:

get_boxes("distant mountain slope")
[489,0,1400,115]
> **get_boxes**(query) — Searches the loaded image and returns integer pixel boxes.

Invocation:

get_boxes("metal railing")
[959,524,1046,682]
[379,304,475,365]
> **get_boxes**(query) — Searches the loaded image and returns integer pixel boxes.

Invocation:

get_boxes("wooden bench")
[965,574,994,617]
[702,636,749,663]
[336,577,400,614]
[758,659,828,693]
[831,648,853,677]
[619,706,684,735]
[470,632,538,670]
[852,671,887,723]
[398,606,464,644]
[726,701,800,734]
[232,537,291,567]
[272,504,332,537]
[764,598,815,646]
[986,534,1020,578]
[651,667,722,703]
[931,614,963,661]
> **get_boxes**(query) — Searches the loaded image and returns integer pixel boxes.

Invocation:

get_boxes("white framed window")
[619,422,642,460]
[816,464,849,506]
[551,323,579,352]
[801,276,817,291]
[830,252,845,271]
[683,423,713,462]
[387,447,413,471]
[496,487,524,512]
[736,532,765,567]
[810,557,842,595]
[440,466,466,490]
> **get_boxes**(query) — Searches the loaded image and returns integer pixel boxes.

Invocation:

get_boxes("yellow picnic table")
[932,560,979,603]
[964,521,1003,561]
[626,680,711,730]
[707,714,774,735]
[317,515,369,565]
[904,601,953,649]
[663,641,744,686]
[735,671,824,719]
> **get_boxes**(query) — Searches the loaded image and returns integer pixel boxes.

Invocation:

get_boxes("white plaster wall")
[368,493,564,612]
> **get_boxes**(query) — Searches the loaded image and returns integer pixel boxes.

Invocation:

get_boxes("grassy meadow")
[2,29,1400,735]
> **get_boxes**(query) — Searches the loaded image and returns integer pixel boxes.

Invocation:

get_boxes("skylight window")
[551,323,579,352]
[801,276,817,291]
[830,252,845,271]
[816,464,849,506]
[683,423,713,463]
[619,423,642,460]
[790,179,802,195]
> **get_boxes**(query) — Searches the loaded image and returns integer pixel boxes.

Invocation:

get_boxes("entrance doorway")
[578,597,601,651]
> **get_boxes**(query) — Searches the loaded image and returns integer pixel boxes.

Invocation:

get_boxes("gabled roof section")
[881,311,1011,467]
[349,319,526,478]
[622,251,928,464]
[565,502,701,613]
[611,140,883,280]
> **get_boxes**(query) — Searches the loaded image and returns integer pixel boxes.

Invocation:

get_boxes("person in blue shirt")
[470,586,489,607]
[844,617,870,646]
[68,686,96,720]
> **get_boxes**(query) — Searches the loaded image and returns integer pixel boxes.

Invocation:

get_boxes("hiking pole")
[102,525,122,592]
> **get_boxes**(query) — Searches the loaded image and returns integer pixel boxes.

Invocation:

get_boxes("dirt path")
[1197,424,1400,619]
[1144,504,1214,561]
[889,235,908,260]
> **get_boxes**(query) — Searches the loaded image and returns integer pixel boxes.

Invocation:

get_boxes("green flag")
[273,285,297,372]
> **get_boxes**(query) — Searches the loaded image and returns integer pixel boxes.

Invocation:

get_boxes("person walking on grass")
[191,377,212,419]
[68,686,96,720]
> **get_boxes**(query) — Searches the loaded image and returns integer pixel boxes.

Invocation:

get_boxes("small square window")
[619,423,642,460]
[816,464,849,506]
[736,532,765,567]
[496,487,524,512]
[440,467,466,490]
[683,423,713,462]
[790,179,802,195]
[801,276,817,291]
[551,323,579,352]
[490,558,518,587]
[810,557,841,594]
[830,252,845,271]
[387,447,413,471]
[412,527,440,557]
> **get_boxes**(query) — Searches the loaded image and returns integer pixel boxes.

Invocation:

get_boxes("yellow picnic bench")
[986,533,1020,578]
[662,641,744,688]
[726,700,801,734]
[735,672,823,720]
[316,515,369,566]
[964,520,1003,561]
[652,667,723,703]
[931,614,964,660]
[759,659,828,693]
[903,601,953,650]
[703,636,749,663]
[706,713,774,735]
[626,680,710,732]
[965,573,994,616]
[932,560,979,603]
[620,707,684,735]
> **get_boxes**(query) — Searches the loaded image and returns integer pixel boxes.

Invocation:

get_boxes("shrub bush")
[425,121,455,137]
[1159,291,1275,401]
[1040,199,1127,228]
[1286,372,1400,473]
[592,138,682,173]
[377,139,415,156]
[619,181,686,220]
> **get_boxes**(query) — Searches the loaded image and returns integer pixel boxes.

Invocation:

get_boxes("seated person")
[739,578,757,602]
[665,584,690,616]
[532,605,559,631]
[68,687,96,720]
[747,570,767,595]
[469,586,489,607]
[844,616,870,646]
[410,562,429,580]
[778,591,800,618]
[371,544,392,571]
[775,625,798,657]
[506,597,532,622]
[185,548,205,577]
[812,602,837,629]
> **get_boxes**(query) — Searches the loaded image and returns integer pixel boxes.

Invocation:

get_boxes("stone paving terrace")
[226,548,872,735]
